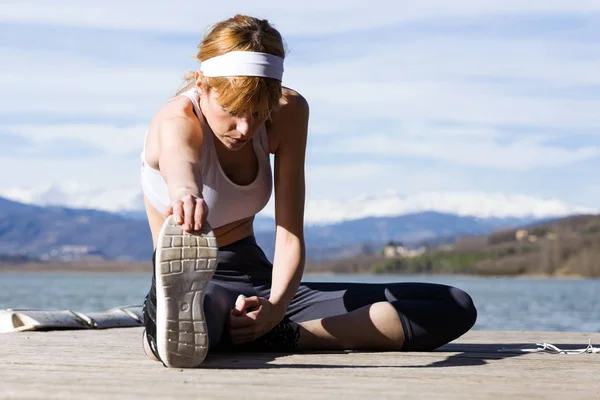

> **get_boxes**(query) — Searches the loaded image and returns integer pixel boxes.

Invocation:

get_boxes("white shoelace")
[498,339,600,354]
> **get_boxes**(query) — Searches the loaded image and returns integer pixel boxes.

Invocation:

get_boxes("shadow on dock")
[199,341,579,370]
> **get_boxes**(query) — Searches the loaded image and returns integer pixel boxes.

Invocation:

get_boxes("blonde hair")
[177,15,286,120]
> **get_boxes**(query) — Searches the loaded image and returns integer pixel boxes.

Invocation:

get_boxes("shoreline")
[0,261,152,274]
[0,263,594,279]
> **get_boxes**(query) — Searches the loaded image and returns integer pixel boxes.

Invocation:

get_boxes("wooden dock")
[1,328,599,399]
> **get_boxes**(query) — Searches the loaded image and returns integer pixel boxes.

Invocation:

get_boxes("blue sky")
[1,1,599,221]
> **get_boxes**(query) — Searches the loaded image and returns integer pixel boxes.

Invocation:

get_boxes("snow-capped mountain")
[297,190,597,224]
[1,182,596,224]
[0,189,595,262]
[0,182,144,212]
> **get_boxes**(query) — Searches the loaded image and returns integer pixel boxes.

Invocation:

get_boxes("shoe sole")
[154,215,218,368]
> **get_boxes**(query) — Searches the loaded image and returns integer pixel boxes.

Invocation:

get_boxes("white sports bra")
[140,88,273,229]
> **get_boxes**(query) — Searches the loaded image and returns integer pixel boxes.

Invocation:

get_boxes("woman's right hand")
[165,193,208,232]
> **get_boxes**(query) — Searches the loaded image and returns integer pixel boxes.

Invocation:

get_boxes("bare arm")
[268,91,310,314]
[226,91,310,344]
[157,116,207,231]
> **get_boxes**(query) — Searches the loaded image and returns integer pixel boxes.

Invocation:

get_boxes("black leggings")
[144,236,477,352]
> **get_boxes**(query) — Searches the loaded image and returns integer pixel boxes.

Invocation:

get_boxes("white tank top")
[140,88,273,229]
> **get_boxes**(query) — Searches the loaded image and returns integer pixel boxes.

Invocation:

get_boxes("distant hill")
[0,196,544,262]
[255,212,538,260]
[368,213,600,277]
[0,198,152,261]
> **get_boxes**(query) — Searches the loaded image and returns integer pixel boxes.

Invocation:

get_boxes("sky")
[1,1,599,222]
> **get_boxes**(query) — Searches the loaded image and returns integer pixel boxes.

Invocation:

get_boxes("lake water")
[1,273,598,332]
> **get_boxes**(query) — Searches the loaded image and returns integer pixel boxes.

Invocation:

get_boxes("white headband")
[200,51,284,81]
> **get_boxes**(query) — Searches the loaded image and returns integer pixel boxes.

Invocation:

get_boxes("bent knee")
[369,302,405,349]
[449,287,478,333]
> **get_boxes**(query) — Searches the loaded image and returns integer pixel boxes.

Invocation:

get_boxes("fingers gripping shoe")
[154,215,218,368]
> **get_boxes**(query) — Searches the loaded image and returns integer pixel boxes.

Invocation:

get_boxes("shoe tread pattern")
[155,215,218,368]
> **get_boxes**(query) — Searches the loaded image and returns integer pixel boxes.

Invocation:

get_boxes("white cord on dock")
[498,339,600,354]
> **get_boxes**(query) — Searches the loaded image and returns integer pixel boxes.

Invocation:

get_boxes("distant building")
[383,241,426,258]
[40,245,106,261]
[488,228,545,245]
[384,242,403,258]
[515,229,529,241]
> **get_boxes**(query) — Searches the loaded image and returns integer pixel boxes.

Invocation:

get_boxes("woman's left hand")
[228,296,285,345]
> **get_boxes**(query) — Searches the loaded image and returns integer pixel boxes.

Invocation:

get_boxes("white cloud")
[2,1,600,36]
[306,163,386,181]
[0,181,142,212]
[4,124,148,155]
[283,35,600,130]
[1,1,599,214]
[0,47,183,117]
[292,79,600,130]
[323,126,600,170]
[573,184,600,208]
[3,182,595,223]
[299,190,598,223]
[291,37,600,86]
[3,29,599,158]
[0,153,140,189]
[3,7,600,128]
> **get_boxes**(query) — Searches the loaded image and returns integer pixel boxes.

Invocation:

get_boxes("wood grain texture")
[1,329,599,399]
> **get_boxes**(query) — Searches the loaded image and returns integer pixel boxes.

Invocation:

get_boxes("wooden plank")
[1,329,599,399]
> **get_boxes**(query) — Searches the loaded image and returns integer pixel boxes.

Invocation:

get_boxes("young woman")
[140,14,477,368]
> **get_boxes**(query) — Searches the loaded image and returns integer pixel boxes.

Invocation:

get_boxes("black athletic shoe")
[245,317,301,352]
[142,284,161,362]
[153,215,218,368]
[142,328,161,362]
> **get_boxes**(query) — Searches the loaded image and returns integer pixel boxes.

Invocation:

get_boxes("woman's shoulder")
[152,94,200,129]
[144,93,204,165]
[147,94,203,143]
[265,87,309,153]
[279,87,309,112]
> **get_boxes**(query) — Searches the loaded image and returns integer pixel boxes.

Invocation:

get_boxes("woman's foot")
[153,215,218,368]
